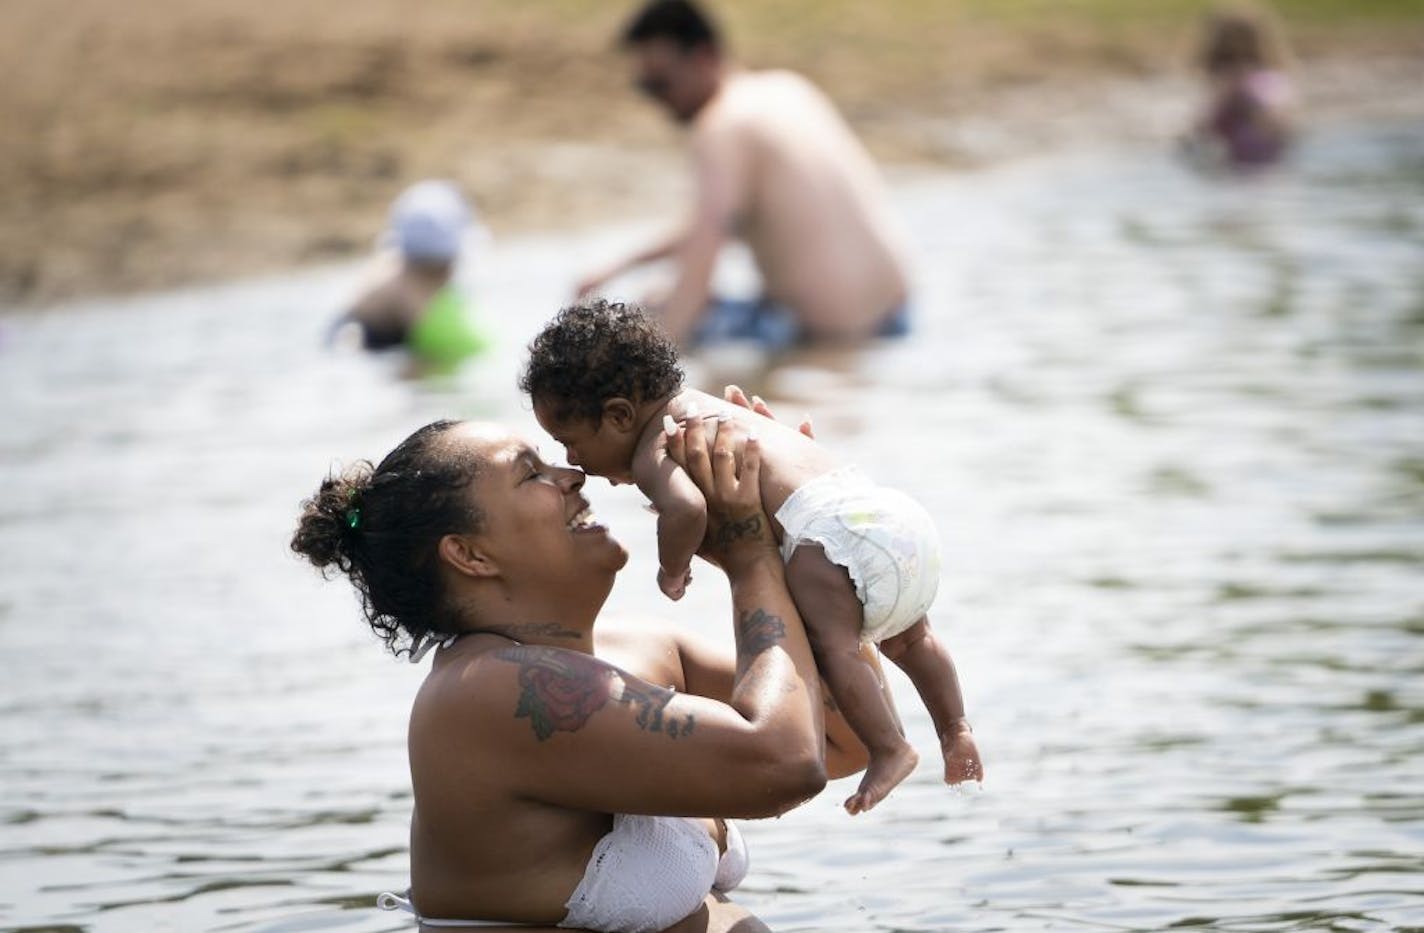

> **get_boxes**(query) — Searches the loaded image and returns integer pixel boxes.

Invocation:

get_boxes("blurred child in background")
[332,180,491,370]
[1184,5,1295,170]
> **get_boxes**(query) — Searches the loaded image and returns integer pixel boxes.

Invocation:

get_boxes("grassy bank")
[3,0,1422,305]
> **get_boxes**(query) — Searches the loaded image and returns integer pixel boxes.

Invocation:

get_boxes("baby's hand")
[941,725,984,785]
[658,565,692,601]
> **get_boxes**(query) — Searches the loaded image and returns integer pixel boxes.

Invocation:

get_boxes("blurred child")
[333,180,491,369]
[521,300,983,815]
[1185,6,1295,169]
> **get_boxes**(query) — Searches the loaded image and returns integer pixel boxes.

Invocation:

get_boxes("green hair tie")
[344,484,366,532]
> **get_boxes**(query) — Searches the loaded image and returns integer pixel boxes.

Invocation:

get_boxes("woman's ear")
[602,397,638,434]
[438,533,499,579]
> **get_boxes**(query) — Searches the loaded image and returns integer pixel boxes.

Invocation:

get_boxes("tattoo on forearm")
[713,514,763,550]
[498,647,695,742]
[735,607,787,676]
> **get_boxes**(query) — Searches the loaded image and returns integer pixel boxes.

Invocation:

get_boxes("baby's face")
[532,399,636,486]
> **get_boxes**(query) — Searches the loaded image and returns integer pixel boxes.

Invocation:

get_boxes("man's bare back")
[692,71,909,340]
[578,8,911,347]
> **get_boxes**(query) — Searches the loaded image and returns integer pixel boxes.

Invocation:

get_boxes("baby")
[520,300,982,813]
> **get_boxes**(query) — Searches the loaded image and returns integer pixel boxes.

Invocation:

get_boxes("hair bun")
[291,462,375,574]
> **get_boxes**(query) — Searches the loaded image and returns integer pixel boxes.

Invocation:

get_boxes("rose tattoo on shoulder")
[500,647,613,741]
[497,647,696,742]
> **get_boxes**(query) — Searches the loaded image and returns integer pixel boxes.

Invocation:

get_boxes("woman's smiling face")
[448,423,629,585]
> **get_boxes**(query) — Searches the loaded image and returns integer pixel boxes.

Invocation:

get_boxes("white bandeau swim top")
[378,814,749,931]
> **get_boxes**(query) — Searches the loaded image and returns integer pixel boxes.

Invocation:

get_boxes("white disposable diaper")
[776,468,941,643]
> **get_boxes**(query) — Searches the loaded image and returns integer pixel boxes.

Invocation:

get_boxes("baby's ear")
[602,397,638,433]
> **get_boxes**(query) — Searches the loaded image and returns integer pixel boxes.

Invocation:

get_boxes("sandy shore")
[3,0,1421,307]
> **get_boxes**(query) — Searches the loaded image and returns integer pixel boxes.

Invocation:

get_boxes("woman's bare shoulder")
[409,642,516,729]
[595,621,684,688]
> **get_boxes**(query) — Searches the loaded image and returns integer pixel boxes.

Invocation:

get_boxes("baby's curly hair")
[520,299,685,424]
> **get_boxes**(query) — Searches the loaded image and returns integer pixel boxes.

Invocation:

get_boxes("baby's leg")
[880,618,983,784]
[786,545,918,814]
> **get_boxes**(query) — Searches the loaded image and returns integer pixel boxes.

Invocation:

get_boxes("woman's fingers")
[678,417,715,492]
[723,384,754,411]
[666,416,773,563]
[711,417,740,491]
[723,384,775,420]
[664,415,686,469]
[671,416,753,510]
[739,430,763,496]
[722,383,815,439]
[711,418,763,514]
[663,419,687,470]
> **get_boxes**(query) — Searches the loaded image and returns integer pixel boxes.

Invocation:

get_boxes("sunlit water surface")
[3,121,1422,932]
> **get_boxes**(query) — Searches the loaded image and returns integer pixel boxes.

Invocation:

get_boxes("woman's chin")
[581,526,629,571]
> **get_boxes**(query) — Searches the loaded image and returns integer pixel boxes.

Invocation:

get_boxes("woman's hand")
[722,384,814,439]
[664,415,775,570]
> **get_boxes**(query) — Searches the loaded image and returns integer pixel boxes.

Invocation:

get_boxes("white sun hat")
[388,180,474,262]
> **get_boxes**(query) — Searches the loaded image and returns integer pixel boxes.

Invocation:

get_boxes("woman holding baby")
[291,394,872,931]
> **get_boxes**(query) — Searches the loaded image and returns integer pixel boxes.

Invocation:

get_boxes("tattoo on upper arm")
[501,647,614,741]
[498,647,695,742]
[618,680,697,740]
[735,607,787,676]
[713,514,764,550]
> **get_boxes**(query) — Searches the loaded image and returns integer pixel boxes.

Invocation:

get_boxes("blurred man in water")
[575,0,912,350]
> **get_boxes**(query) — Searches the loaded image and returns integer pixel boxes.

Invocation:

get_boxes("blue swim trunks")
[690,296,910,352]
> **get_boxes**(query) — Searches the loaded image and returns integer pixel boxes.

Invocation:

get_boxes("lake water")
[2,119,1422,932]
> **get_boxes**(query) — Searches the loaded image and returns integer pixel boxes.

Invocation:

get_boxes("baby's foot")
[941,727,983,785]
[844,743,918,815]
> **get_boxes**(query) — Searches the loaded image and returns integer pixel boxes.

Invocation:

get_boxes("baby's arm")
[633,426,709,601]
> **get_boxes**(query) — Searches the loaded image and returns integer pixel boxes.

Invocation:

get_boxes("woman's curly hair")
[519,299,685,424]
[290,420,484,657]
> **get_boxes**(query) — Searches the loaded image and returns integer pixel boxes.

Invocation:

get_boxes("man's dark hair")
[520,299,685,425]
[621,0,721,52]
